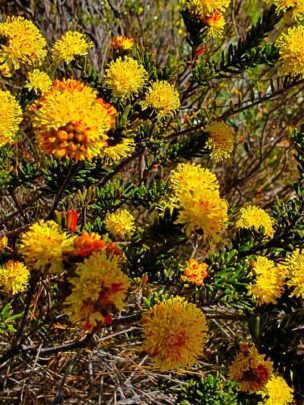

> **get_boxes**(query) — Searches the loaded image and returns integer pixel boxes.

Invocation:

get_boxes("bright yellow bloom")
[261,375,294,405]
[19,220,74,273]
[0,16,47,75]
[236,205,275,238]
[181,259,208,286]
[104,209,135,239]
[170,163,228,242]
[229,343,273,394]
[0,260,30,295]
[0,90,22,148]
[0,235,8,251]
[25,69,52,94]
[142,296,209,371]
[65,251,129,330]
[248,256,285,305]
[32,79,116,160]
[112,36,134,50]
[104,57,147,98]
[203,11,226,37]
[141,81,180,117]
[276,26,304,78]
[264,0,304,19]
[206,121,234,162]
[104,138,135,162]
[187,0,231,16]
[52,31,93,63]
[284,249,304,299]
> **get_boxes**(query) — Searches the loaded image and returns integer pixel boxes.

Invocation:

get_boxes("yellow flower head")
[104,138,135,163]
[202,11,226,37]
[52,31,93,63]
[104,56,147,98]
[262,375,294,405]
[0,235,8,251]
[112,36,135,50]
[141,81,180,117]
[170,163,228,242]
[236,205,275,238]
[65,250,129,330]
[228,343,273,394]
[206,121,234,162]
[0,16,47,75]
[181,258,208,286]
[284,249,304,299]
[187,0,231,16]
[0,90,22,148]
[248,256,285,305]
[264,0,304,19]
[25,69,52,94]
[276,26,304,78]
[32,79,116,160]
[142,296,209,371]
[0,260,30,295]
[19,220,74,273]
[104,209,135,239]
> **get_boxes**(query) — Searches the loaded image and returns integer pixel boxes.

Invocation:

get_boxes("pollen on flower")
[32,79,116,161]
[104,209,135,239]
[112,35,135,50]
[103,138,135,163]
[19,220,74,273]
[248,256,285,305]
[104,56,147,98]
[202,11,226,37]
[187,0,231,17]
[276,26,304,78]
[206,121,234,162]
[0,90,22,148]
[142,296,209,371]
[0,16,47,75]
[181,258,208,286]
[141,81,180,117]
[262,375,294,405]
[0,260,30,295]
[264,0,304,19]
[236,205,275,238]
[283,249,304,299]
[52,31,93,63]
[26,69,52,94]
[64,250,129,330]
[228,343,273,393]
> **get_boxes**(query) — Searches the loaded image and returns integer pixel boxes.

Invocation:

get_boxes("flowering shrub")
[0,0,303,403]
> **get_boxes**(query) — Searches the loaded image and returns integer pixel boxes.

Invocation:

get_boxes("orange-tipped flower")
[112,36,135,50]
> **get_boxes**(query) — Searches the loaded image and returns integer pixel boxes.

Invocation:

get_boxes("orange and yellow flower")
[112,36,135,50]
[181,259,208,286]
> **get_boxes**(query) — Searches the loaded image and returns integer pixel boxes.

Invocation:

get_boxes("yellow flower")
[112,36,135,50]
[65,251,129,330]
[203,11,226,37]
[104,56,147,98]
[170,163,228,242]
[206,121,234,162]
[248,256,285,305]
[284,249,304,299]
[52,31,93,63]
[25,69,52,94]
[264,0,304,19]
[0,235,8,251]
[19,220,74,273]
[104,138,135,162]
[276,26,304,78]
[187,0,231,16]
[0,16,47,75]
[0,260,30,295]
[181,258,208,286]
[236,205,275,238]
[141,81,180,117]
[32,79,116,160]
[104,209,135,239]
[0,90,22,148]
[262,375,294,405]
[229,343,273,394]
[142,296,209,371]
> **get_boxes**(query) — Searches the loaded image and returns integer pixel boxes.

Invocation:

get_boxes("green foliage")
[0,303,21,333]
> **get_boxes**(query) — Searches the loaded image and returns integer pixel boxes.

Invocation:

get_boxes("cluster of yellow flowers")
[0,260,30,295]
[142,296,209,371]
[236,205,275,238]
[0,90,22,147]
[141,81,180,117]
[206,121,235,162]
[181,258,208,286]
[265,0,304,19]
[170,162,228,242]
[25,69,52,94]
[52,31,93,63]
[104,209,136,240]
[262,375,294,405]
[276,26,304,78]
[283,249,304,299]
